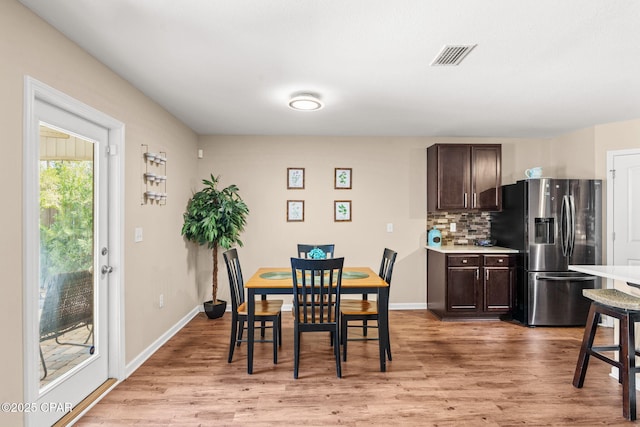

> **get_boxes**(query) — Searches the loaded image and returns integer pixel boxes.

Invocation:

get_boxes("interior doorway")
[607,149,640,267]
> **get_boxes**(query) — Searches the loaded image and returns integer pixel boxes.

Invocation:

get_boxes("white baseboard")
[390,302,427,310]
[124,305,201,378]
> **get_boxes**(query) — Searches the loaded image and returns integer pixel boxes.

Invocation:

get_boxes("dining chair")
[297,244,335,259]
[340,248,397,362]
[295,244,336,315]
[223,249,283,364]
[290,256,345,379]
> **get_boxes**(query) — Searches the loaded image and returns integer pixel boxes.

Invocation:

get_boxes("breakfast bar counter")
[568,265,640,289]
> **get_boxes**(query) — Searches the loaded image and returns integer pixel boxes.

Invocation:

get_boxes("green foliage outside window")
[40,160,94,284]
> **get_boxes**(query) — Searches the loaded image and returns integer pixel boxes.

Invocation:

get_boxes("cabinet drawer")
[483,255,514,267]
[447,255,480,267]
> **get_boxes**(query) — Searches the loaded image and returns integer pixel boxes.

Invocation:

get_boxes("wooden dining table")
[244,266,390,374]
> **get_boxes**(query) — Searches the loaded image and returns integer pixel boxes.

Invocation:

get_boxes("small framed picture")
[334,200,352,222]
[334,168,352,189]
[287,168,305,189]
[287,200,304,222]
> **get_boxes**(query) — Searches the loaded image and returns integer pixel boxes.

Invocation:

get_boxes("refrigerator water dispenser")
[534,217,555,244]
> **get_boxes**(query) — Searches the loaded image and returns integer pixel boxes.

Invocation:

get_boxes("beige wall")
[195,135,542,306]
[1,1,199,422]
[547,127,597,178]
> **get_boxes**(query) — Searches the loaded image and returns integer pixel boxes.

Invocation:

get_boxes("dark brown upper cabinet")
[427,144,502,212]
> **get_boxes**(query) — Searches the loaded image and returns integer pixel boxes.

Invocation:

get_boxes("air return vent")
[431,44,477,66]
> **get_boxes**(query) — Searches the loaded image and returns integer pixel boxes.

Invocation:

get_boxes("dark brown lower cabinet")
[427,251,515,320]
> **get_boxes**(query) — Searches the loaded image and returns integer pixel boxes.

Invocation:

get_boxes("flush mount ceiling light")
[288,94,324,111]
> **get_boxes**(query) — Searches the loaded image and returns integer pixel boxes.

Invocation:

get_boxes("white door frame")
[23,76,125,423]
[606,148,640,267]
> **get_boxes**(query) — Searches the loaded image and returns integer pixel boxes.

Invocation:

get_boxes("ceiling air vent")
[431,44,477,66]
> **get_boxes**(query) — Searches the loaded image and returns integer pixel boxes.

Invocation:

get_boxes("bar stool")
[572,288,640,421]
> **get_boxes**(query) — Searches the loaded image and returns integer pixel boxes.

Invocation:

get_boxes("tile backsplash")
[426,212,491,246]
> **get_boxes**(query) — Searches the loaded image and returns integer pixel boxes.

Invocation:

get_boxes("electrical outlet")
[159,294,164,308]
[450,223,457,232]
[386,223,393,232]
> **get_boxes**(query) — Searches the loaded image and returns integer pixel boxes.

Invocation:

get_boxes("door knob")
[101,265,113,275]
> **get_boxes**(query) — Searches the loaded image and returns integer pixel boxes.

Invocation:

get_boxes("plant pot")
[204,299,227,319]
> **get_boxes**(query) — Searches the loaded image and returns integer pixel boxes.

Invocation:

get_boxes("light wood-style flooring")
[77,310,637,426]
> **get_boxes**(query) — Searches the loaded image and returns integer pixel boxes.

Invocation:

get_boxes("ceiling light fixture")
[288,94,324,111]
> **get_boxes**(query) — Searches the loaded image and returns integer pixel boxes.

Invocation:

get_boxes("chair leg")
[261,320,266,339]
[385,317,392,361]
[572,303,600,388]
[293,326,300,379]
[237,319,245,346]
[278,314,282,347]
[363,319,368,337]
[273,316,279,364]
[334,326,342,378]
[386,335,392,361]
[342,317,348,362]
[39,346,48,380]
[621,313,637,420]
[228,315,238,363]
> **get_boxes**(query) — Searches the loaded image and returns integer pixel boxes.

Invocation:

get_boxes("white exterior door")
[24,78,124,426]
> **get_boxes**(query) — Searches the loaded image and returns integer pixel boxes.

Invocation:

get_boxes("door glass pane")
[38,124,95,388]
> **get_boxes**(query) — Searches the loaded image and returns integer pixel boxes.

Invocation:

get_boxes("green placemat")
[259,271,369,280]
[342,271,369,279]
[260,271,292,280]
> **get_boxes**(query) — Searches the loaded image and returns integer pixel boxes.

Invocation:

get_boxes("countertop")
[569,265,640,287]
[425,245,519,254]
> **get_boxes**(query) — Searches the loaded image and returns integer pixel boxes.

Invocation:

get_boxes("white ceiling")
[18,0,640,138]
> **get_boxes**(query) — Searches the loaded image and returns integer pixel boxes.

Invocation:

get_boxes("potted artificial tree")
[181,174,249,319]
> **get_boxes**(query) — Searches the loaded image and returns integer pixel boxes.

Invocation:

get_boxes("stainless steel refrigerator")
[491,178,602,326]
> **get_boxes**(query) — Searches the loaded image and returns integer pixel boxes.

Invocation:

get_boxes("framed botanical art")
[287,167,305,189]
[334,168,352,189]
[287,200,304,222]
[334,200,351,222]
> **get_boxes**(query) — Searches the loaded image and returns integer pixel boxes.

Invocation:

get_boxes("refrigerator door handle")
[561,195,571,257]
[535,274,598,282]
[568,195,576,258]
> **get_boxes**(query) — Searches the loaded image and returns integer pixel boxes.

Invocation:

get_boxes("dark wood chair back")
[379,248,398,285]
[291,257,344,325]
[296,244,335,259]
[290,256,345,378]
[223,248,245,312]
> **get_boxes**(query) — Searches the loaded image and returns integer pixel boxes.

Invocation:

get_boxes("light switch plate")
[134,227,143,242]
[386,223,393,232]
[450,223,457,232]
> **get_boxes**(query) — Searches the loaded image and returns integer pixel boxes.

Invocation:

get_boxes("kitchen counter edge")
[424,245,519,254]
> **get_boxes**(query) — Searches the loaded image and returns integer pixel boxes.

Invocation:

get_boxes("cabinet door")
[436,145,471,210]
[447,267,479,311]
[471,145,501,211]
[483,267,514,312]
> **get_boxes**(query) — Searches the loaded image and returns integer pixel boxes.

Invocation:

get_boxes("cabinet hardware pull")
[462,259,467,263]
[473,192,477,208]
[498,259,503,263]
[464,193,468,208]
[486,270,489,280]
